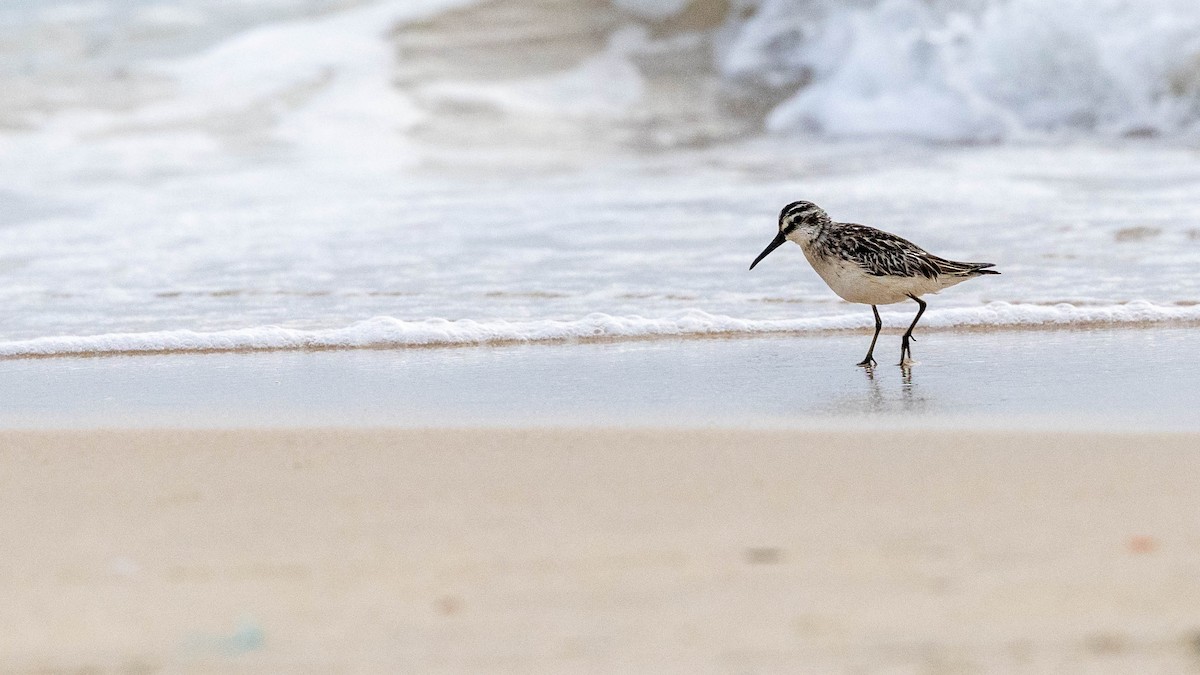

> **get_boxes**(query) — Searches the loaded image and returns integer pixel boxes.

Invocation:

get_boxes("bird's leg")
[899,295,927,366]
[857,305,882,367]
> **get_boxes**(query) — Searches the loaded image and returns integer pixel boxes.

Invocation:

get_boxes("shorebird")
[749,201,998,366]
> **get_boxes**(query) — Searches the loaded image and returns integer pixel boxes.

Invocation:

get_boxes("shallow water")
[3,136,1200,352]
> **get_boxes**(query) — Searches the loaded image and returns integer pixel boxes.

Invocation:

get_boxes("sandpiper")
[749,201,998,366]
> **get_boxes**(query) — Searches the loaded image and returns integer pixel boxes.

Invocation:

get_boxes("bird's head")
[749,200,830,270]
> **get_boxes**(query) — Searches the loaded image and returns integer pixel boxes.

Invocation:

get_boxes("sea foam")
[2,303,1196,359]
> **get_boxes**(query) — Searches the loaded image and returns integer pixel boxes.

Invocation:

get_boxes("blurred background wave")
[4,0,1200,153]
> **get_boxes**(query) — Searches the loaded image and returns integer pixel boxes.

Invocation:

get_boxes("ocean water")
[2,0,1200,357]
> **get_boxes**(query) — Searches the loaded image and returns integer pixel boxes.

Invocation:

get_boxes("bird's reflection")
[828,362,929,414]
[862,363,884,407]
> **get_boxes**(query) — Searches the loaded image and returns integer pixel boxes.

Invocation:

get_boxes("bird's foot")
[857,356,877,368]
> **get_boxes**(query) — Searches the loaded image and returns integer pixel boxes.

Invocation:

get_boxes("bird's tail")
[935,258,1000,276]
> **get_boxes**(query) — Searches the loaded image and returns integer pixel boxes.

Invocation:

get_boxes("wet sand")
[3,428,1200,673]
[0,327,1197,428]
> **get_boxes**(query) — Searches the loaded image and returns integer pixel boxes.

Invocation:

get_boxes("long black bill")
[749,231,787,270]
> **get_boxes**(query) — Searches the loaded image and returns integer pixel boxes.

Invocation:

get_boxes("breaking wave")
[11,0,1200,148]
[385,0,1200,144]
[718,0,1200,140]
[3,303,1198,359]
[9,0,1200,147]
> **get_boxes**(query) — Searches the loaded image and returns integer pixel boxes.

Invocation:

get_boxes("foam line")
[1,302,1197,358]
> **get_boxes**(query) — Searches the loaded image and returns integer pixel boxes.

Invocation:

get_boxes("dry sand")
[3,428,1200,673]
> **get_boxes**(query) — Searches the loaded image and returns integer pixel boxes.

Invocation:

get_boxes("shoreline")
[0,327,1196,430]
[4,428,1200,673]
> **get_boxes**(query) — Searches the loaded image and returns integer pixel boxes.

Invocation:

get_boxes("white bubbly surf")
[2,302,1198,358]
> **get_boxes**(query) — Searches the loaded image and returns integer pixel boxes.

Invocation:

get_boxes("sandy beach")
[3,427,1200,673]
